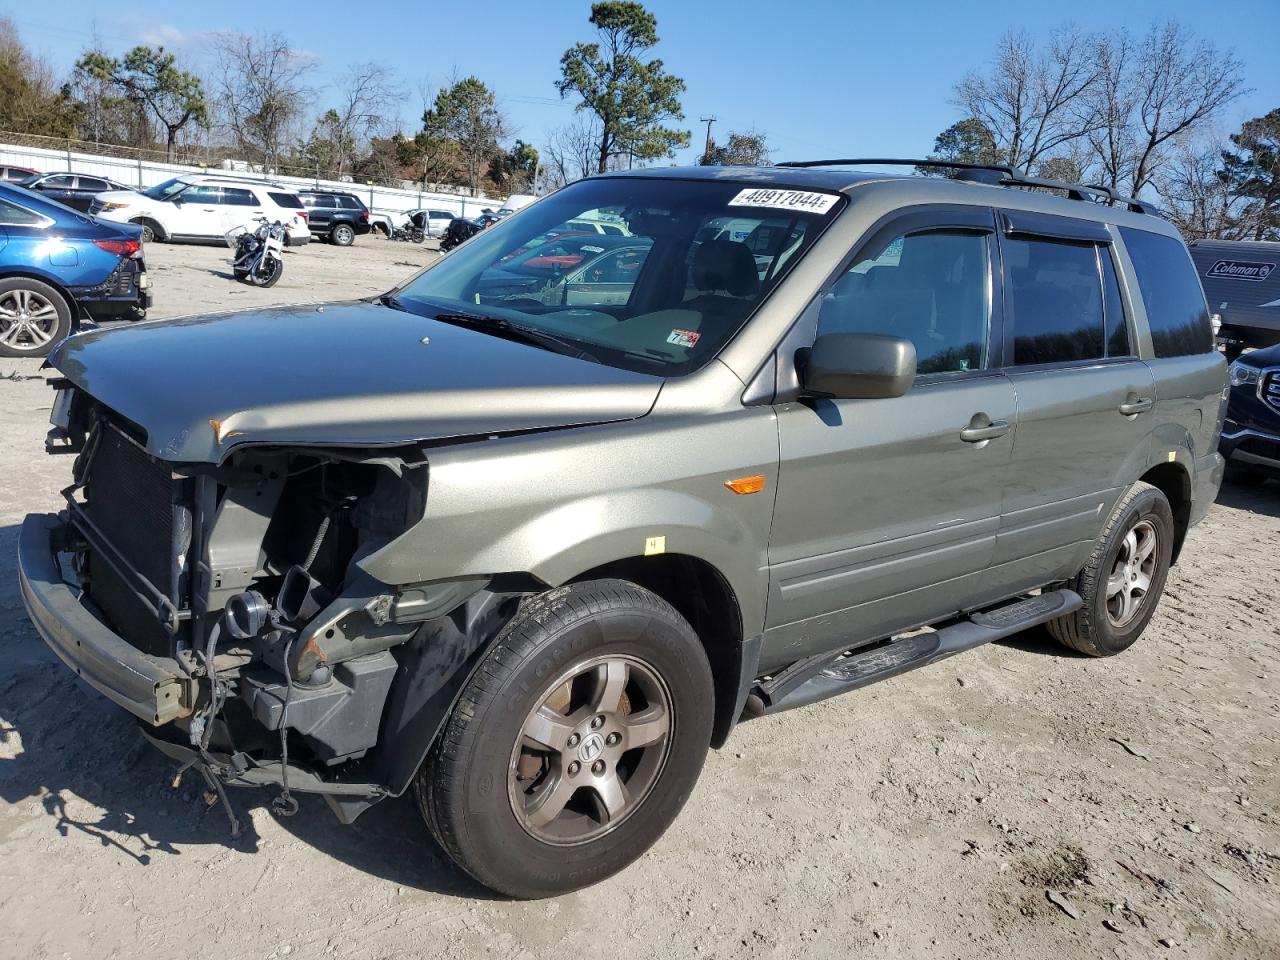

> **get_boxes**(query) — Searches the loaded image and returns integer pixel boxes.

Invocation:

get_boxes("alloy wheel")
[0,288,60,352]
[509,654,673,846]
[1106,518,1159,627]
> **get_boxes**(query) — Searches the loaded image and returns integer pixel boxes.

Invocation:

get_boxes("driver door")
[764,207,1016,668]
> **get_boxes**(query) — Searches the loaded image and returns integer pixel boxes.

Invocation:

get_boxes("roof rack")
[182,172,291,189]
[774,158,1156,216]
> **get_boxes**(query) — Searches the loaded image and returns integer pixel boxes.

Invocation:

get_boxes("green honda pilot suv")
[19,160,1226,897]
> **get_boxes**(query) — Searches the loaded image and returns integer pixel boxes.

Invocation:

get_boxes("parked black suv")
[297,190,372,246]
[1221,341,1280,483]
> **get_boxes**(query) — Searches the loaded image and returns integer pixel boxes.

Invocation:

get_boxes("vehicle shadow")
[0,523,495,899]
[996,624,1087,658]
[1215,478,1279,518]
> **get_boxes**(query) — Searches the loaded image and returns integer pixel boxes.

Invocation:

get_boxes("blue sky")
[9,0,1279,166]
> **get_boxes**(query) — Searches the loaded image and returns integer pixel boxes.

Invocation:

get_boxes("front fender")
[358,409,780,637]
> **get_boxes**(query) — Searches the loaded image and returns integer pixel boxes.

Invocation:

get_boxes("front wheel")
[415,580,714,898]
[1047,481,1175,656]
[249,255,283,288]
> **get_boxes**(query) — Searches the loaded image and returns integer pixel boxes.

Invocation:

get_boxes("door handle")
[1118,397,1154,415]
[960,418,1011,443]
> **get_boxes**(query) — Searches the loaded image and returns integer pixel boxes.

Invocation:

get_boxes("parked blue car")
[0,181,150,358]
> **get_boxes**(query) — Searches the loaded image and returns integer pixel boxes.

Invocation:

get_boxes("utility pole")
[699,116,716,162]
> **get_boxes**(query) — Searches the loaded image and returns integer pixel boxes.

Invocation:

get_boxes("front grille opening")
[82,423,190,656]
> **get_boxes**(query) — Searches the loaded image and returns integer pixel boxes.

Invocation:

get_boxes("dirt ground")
[1,238,1277,960]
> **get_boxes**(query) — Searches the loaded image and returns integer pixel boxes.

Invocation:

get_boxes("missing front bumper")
[17,512,195,725]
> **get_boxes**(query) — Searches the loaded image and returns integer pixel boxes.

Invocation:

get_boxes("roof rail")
[774,158,1156,216]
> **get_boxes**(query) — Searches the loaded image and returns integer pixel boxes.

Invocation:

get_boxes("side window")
[0,198,47,226]
[77,177,109,191]
[222,188,257,206]
[43,175,75,188]
[1118,227,1214,357]
[270,191,304,209]
[1100,248,1131,357]
[181,185,221,203]
[583,247,647,284]
[819,229,991,375]
[1004,237,1104,365]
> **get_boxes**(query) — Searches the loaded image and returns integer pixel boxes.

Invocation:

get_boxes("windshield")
[143,178,189,201]
[392,177,842,375]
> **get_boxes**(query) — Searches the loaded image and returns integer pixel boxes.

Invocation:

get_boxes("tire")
[0,277,73,358]
[130,218,160,243]
[331,223,355,246]
[1047,481,1175,657]
[415,579,714,898]
[249,256,283,288]
[1224,462,1267,486]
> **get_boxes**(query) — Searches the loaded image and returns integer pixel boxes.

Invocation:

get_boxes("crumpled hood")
[50,301,663,462]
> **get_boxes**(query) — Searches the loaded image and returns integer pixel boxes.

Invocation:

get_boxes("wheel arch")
[128,215,167,241]
[1138,462,1192,563]
[567,553,752,749]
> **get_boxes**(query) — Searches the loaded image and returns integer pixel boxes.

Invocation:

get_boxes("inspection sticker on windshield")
[667,328,701,348]
[728,188,839,214]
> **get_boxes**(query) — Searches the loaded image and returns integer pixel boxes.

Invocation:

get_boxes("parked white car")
[90,175,312,246]
[400,208,457,238]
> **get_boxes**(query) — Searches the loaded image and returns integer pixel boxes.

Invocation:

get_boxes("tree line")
[0,8,1273,239]
[926,22,1278,241]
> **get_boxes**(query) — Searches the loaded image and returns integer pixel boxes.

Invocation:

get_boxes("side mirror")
[802,332,916,400]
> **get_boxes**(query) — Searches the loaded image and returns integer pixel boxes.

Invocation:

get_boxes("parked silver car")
[19,160,1225,898]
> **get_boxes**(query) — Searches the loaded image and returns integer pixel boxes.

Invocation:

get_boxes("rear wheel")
[415,579,714,898]
[331,223,355,246]
[1047,481,1175,656]
[0,278,73,358]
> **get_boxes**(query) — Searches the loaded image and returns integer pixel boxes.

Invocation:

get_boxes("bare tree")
[210,32,315,172]
[1126,22,1247,193]
[954,26,1103,171]
[323,63,402,176]
[543,116,601,188]
[1154,138,1260,241]
[1082,31,1138,189]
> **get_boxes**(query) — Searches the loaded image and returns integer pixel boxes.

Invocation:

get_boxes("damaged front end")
[23,388,515,831]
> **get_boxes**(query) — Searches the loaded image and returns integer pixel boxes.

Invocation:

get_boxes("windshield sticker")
[728,188,839,214]
[667,328,701,348]
[1205,259,1274,282]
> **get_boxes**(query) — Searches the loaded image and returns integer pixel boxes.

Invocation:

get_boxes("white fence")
[0,140,505,222]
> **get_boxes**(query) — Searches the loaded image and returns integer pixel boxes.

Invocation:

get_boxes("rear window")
[1118,227,1214,357]
[271,191,305,209]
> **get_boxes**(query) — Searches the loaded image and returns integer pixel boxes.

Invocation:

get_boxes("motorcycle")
[225,217,287,287]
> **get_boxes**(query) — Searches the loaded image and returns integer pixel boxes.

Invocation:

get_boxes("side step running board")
[746,589,1082,717]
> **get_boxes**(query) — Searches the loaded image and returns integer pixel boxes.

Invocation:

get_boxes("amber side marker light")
[724,475,766,495]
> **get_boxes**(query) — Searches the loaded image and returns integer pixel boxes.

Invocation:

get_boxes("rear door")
[37,174,77,206]
[73,176,112,212]
[765,206,1016,667]
[304,195,335,233]
[990,211,1156,591]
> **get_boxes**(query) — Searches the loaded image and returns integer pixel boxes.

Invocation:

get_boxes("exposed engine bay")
[47,387,512,831]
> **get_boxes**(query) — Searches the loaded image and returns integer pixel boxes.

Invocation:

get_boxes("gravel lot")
[1,239,1278,959]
